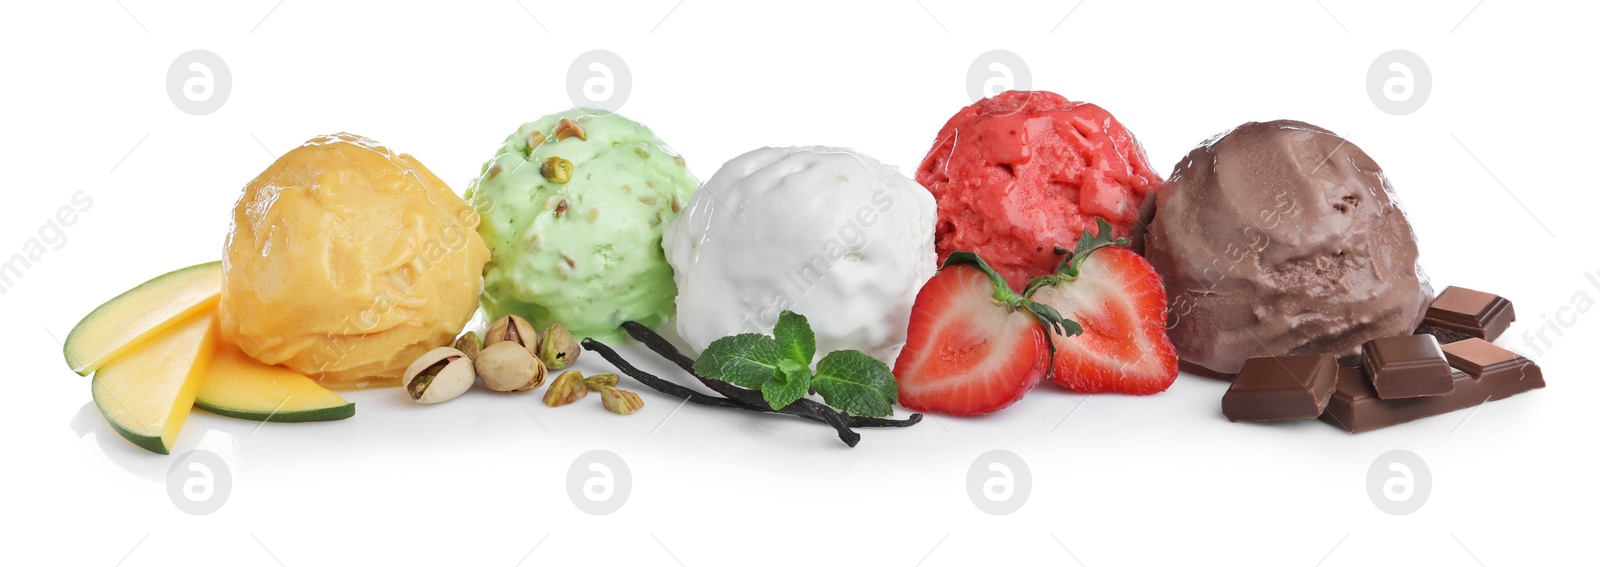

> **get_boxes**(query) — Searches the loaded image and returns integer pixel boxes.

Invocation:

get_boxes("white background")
[4,0,1597,564]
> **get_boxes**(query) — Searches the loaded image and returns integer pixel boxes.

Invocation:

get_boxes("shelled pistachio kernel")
[582,373,619,392]
[540,156,573,184]
[553,118,586,141]
[543,370,588,407]
[539,323,580,370]
[599,386,644,415]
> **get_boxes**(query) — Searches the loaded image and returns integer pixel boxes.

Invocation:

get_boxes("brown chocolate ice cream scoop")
[1141,120,1432,376]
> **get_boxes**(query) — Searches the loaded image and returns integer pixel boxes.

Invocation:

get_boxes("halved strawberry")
[894,252,1079,416]
[1026,219,1178,395]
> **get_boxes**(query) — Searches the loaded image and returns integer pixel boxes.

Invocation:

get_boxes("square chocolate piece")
[1441,338,1546,393]
[1361,335,1454,399]
[1222,354,1339,422]
[1322,340,1545,434]
[1415,286,1515,343]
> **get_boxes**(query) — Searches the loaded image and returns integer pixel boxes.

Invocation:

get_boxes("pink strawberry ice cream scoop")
[915,90,1163,291]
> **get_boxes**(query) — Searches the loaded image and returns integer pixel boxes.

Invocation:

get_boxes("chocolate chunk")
[1361,335,1454,399]
[1221,354,1338,422]
[1442,338,1545,391]
[1321,343,1543,434]
[1415,286,1515,343]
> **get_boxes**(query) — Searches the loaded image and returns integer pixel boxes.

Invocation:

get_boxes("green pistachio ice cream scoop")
[467,109,698,342]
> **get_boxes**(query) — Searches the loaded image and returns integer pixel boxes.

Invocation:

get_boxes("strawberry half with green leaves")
[894,252,1080,416]
[1025,218,1178,395]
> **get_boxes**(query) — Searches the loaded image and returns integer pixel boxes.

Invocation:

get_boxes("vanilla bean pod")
[849,412,922,428]
[619,322,772,406]
[620,321,923,429]
[579,339,745,410]
[582,338,862,447]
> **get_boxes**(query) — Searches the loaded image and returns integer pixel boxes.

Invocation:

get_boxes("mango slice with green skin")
[197,343,355,423]
[65,261,222,376]
[92,311,219,455]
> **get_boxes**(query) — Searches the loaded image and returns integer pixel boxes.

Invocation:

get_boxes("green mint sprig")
[693,311,898,417]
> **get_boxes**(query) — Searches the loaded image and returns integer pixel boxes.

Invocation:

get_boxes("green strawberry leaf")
[1066,217,1128,277]
[946,251,1081,340]
[773,310,816,367]
[1024,217,1129,295]
[811,350,898,418]
[694,333,782,389]
[1021,298,1082,338]
[761,360,812,409]
[941,251,1015,300]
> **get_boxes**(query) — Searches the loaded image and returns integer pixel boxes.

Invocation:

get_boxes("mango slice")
[92,311,219,454]
[65,261,222,376]
[197,343,354,423]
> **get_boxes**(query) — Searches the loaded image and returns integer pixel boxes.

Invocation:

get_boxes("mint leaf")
[773,310,816,366]
[811,350,898,418]
[694,333,782,389]
[761,360,811,409]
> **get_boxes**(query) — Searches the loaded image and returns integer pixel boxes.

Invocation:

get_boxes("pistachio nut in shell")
[477,341,545,392]
[485,314,538,355]
[404,347,474,404]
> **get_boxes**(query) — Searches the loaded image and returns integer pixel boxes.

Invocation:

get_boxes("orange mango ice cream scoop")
[220,133,489,389]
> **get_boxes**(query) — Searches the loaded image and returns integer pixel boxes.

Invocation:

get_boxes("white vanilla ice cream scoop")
[663,146,938,364]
